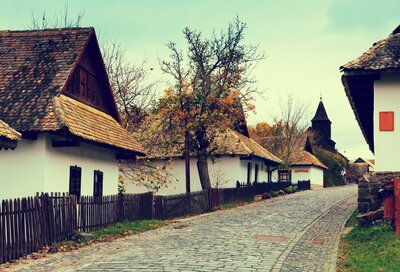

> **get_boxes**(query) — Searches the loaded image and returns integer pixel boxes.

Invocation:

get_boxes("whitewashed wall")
[374,72,400,172]
[124,155,271,196]
[271,165,324,187]
[0,135,46,200]
[290,166,312,184]
[309,166,324,187]
[0,133,119,200]
[44,134,119,196]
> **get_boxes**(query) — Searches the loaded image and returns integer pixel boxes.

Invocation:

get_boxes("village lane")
[6,185,356,272]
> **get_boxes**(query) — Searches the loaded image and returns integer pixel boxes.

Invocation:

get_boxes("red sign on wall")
[379,111,394,131]
[295,169,309,173]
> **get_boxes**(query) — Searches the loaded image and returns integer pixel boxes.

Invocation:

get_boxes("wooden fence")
[218,186,255,204]
[0,182,309,264]
[252,181,293,194]
[297,180,311,191]
[0,192,153,264]
[154,191,209,220]
[154,182,298,220]
[0,193,77,264]
[77,192,153,232]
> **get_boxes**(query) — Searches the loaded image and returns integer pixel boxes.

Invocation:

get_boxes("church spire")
[311,98,335,151]
[311,98,330,122]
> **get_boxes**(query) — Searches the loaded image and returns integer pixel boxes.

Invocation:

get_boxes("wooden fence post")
[394,177,400,235]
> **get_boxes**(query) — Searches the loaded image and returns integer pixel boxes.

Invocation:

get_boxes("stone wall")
[357,172,400,226]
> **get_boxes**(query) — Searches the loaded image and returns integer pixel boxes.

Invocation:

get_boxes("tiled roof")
[341,25,400,71]
[54,95,145,154]
[0,119,20,140]
[257,134,328,169]
[216,130,282,164]
[146,128,282,165]
[0,28,144,154]
[290,150,328,169]
[0,28,92,132]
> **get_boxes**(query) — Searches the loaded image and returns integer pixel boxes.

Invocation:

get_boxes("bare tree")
[27,2,84,29]
[159,17,264,189]
[251,96,310,168]
[102,41,158,131]
[276,95,310,167]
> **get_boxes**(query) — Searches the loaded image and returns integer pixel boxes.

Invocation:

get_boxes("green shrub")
[284,186,296,194]
[270,191,279,197]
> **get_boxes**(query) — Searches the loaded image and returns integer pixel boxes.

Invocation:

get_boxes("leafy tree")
[313,148,348,186]
[159,18,264,189]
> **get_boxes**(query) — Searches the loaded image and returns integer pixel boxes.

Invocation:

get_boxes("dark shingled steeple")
[311,98,336,152]
[311,98,331,123]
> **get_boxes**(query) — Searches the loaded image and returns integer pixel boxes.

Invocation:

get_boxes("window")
[69,165,82,198]
[278,170,291,182]
[66,66,101,106]
[247,162,252,185]
[93,170,103,197]
[254,164,259,183]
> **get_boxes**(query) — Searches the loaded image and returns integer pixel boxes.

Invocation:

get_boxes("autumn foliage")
[158,17,263,189]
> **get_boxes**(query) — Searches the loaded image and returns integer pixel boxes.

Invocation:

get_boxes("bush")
[261,192,271,199]
[278,190,285,196]
[270,191,279,197]
[284,186,296,194]
[314,148,348,187]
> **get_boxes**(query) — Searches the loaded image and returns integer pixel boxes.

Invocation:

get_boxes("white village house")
[269,136,327,188]
[124,129,282,196]
[0,28,145,200]
[341,25,400,172]
[258,100,334,188]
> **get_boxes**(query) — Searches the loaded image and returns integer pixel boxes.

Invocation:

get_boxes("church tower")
[311,98,336,151]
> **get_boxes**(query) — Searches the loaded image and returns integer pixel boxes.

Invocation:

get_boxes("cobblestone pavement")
[5,185,356,272]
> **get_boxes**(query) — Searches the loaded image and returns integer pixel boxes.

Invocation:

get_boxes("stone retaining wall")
[357,172,400,226]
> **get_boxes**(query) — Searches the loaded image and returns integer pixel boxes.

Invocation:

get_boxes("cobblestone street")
[5,185,356,272]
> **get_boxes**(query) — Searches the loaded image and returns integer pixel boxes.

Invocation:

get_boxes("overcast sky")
[1,0,399,160]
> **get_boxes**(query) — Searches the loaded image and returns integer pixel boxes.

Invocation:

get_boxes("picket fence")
[0,192,152,264]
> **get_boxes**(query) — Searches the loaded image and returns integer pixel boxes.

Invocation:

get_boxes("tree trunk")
[197,152,211,189]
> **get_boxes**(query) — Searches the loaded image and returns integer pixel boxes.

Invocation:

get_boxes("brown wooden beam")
[52,139,80,148]
[116,153,137,160]
[21,131,38,140]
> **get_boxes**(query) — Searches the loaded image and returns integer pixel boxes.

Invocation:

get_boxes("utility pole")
[184,98,191,193]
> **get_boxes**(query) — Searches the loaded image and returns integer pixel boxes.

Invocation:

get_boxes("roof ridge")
[392,24,400,35]
[0,27,93,33]
[246,133,282,161]
[232,129,282,163]
[53,96,66,129]
[0,119,21,140]
[229,129,252,155]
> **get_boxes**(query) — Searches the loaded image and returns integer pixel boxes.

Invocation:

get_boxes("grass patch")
[338,221,400,272]
[90,220,167,240]
[345,209,358,227]
[45,220,167,254]
[220,199,254,210]
[221,202,237,209]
